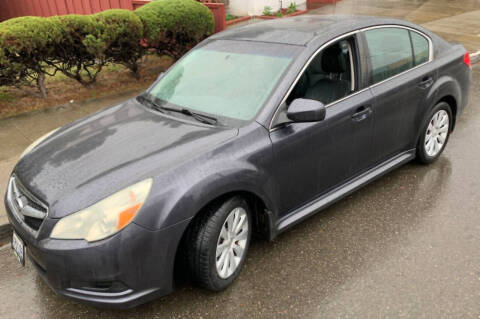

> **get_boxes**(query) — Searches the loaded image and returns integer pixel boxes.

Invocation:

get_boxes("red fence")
[0,0,133,21]
[0,0,226,32]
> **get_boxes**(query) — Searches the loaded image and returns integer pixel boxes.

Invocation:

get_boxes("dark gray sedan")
[5,15,471,308]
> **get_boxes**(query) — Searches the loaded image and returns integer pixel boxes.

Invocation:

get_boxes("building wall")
[228,0,307,16]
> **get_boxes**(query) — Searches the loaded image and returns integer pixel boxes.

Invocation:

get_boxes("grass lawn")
[226,14,238,21]
[0,55,174,119]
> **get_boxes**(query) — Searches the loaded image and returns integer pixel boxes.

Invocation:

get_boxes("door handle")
[418,76,434,89]
[352,106,372,122]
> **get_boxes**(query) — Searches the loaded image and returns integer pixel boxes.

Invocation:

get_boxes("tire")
[186,196,252,291]
[416,102,452,164]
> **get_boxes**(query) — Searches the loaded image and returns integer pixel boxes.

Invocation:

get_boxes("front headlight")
[50,178,153,242]
[20,128,59,159]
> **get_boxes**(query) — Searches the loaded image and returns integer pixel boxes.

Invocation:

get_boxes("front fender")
[166,165,275,226]
[134,123,275,231]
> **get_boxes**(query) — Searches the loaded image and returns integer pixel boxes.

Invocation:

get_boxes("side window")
[410,31,429,65]
[271,37,357,127]
[364,28,414,84]
[286,37,356,106]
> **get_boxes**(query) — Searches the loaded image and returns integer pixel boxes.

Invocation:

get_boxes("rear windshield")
[149,40,301,121]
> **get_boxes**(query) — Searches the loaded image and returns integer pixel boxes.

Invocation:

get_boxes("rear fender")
[414,75,461,145]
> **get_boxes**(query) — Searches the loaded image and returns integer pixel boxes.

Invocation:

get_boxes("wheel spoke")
[232,242,244,257]
[234,229,248,242]
[228,249,237,275]
[426,138,433,152]
[219,226,228,241]
[222,249,231,275]
[234,214,246,234]
[217,247,228,273]
[231,209,240,233]
[216,242,228,258]
[438,125,449,134]
[226,212,235,232]
[428,139,435,155]
[425,134,432,145]
[437,133,446,144]
[438,115,448,127]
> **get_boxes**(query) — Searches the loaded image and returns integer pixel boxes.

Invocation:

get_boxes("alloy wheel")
[215,207,249,279]
[425,109,449,157]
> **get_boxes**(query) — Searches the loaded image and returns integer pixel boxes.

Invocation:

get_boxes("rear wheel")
[416,102,452,164]
[186,196,251,291]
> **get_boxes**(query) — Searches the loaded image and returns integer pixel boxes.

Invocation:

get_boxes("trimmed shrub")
[0,16,63,97]
[0,0,215,97]
[135,0,214,58]
[91,9,144,78]
[47,14,104,87]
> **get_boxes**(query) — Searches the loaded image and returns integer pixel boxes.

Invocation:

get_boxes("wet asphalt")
[1,70,480,319]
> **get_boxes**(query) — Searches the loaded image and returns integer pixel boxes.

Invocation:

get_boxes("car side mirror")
[287,98,326,122]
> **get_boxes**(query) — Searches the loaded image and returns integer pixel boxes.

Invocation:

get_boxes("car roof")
[210,15,422,46]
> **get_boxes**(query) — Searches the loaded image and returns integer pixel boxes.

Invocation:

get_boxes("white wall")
[228,0,306,17]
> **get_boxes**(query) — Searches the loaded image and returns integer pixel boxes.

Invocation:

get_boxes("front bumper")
[5,198,189,308]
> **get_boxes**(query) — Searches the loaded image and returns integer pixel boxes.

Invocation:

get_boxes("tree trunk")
[36,73,47,98]
[130,62,140,80]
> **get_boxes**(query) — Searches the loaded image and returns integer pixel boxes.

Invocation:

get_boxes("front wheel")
[416,102,452,164]
[186,196,251,291]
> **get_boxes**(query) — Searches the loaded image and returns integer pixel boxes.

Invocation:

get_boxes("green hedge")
[0,17,63,96]
[135,0,214,58]
[0,0,214,97]
[48,14,102,87]
[93,9,144,77]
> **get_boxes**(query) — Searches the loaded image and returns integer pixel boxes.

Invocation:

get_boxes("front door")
[269,35,375,217]
[270,89,375,216]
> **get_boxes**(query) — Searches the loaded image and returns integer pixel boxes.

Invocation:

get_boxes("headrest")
[308,53,324,74]
[321,44,347,73]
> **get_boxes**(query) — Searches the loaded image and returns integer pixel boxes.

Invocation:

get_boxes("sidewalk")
[307,0,480,52]
[0,89,144,239]
[1,0,480,239]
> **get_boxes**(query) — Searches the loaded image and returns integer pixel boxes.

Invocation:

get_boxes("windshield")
[148,40,300,122]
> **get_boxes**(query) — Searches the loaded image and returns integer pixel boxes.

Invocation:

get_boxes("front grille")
[25,216,44,230]
[7,175,48,236]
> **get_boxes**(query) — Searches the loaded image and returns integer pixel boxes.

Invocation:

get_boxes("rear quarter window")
[364,27,414,84]
[410,31,429,65]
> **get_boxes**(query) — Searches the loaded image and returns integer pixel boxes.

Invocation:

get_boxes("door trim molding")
[275,149,415,234]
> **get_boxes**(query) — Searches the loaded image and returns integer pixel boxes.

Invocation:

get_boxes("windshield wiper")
[138,94,217,125]
[137,94,162,110]
[176,108,218,126]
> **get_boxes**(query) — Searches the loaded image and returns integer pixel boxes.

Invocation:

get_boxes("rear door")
[362,27,436,164]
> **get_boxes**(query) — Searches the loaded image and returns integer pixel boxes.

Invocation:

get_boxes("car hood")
[14,99,238,218]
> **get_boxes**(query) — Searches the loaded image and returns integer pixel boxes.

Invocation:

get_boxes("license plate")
[12,232,25,266]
